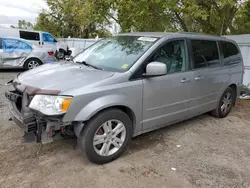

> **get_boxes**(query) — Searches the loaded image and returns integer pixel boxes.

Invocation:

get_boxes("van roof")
[118,32,232,41]
[0,27,45,34]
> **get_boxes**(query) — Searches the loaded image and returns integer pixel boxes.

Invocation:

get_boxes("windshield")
[73,36,158,72]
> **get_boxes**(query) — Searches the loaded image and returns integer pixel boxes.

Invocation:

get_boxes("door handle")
[38,41,41,45]
[181,78,190,83]
[195,76,204,81]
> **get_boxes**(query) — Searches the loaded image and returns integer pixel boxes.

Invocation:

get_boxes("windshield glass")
[73,36,158,72]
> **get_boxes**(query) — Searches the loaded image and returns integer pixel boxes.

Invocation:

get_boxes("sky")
[0,0,47,27]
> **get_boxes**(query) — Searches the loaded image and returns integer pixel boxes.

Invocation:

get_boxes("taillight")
[48,51,54,56]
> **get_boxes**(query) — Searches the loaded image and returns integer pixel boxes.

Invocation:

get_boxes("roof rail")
[178,32,220,37]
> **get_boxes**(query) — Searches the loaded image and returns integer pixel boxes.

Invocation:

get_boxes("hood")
[16,62,114,93]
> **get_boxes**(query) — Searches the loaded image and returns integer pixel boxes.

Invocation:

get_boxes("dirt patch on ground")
[0,72,250,188]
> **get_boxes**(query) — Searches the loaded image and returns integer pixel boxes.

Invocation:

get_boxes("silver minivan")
[5,32,243,164]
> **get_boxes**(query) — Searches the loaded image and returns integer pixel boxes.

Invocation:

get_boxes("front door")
[142,39,195,130]
[189,39,227,116]
[41,32,57,51]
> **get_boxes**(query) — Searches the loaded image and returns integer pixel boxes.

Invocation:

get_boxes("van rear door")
[19,30,41,46]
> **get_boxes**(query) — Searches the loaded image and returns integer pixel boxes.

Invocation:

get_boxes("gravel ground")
[1,70,250,188]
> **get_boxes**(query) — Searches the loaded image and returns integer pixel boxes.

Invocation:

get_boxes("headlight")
[29,95,73,115]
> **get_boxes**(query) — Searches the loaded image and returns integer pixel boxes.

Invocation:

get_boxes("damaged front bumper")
[5,90,73,144]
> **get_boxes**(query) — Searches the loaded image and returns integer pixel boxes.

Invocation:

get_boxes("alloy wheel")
[221,92,232,114]
[27,60,40,69]
[93,119,126,156]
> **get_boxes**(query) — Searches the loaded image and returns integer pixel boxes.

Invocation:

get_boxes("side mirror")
[144,62,167,77]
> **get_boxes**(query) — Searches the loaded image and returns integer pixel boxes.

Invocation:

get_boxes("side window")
[191,40,220,69]
[2,39,32,52]
[0,38,2,49]
[150,40,187,73]
[42,33,57,43]
[222,41,239,58]
[18,41,32,51]
[2,39,19,51]
[20,31,40,41]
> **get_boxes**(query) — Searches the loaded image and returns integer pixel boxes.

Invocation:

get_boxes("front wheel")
[78,109,132,164]
[211,87,234,118]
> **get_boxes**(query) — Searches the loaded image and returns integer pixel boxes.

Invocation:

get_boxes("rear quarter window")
[2,39,32,53]
[221,41,241,65]
[20,31,40,41]
[222,41,239,58]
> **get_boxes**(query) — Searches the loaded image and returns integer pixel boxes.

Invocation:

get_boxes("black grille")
[26,122,37,132]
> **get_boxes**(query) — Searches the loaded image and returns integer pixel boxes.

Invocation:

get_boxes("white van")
[0,28,69,59]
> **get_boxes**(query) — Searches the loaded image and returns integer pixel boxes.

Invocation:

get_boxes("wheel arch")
[23,57,43,69]
[73,105,136,138]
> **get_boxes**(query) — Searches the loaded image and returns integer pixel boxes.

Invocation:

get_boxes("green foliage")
[31,0,250,38]
[11,20,34,30]
[34,0,112,38]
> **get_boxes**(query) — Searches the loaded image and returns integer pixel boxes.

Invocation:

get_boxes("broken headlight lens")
[29,95,73,115]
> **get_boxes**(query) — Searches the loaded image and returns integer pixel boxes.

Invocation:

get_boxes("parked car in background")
[0,28,69,59]
[5,32,243,164]
[0,37,56,70]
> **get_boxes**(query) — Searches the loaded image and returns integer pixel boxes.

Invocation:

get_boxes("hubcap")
[93,120,126,156]
[27,61,39,69]
[221,92,232,114]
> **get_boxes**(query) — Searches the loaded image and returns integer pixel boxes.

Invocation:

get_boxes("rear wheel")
[77,109,132,164]
[211,87,234,118]
[24,58,42,70]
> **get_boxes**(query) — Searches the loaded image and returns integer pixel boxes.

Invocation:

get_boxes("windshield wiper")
[76,61,103,70]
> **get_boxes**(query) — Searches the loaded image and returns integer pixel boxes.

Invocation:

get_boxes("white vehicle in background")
[0,28,69,59]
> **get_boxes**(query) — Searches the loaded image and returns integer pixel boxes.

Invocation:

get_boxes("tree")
[11,20,34,30]
[34,0,250,38]
[34,0,112,38]
[231,0,250,34]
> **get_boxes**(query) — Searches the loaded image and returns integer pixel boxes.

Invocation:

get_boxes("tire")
[211,87,235,118]
[56,50,65,59]
[24,58,43,70]
[77,109,132,164]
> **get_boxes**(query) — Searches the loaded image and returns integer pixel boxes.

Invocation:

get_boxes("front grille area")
[6,89,37,134]
[15,92,23,112]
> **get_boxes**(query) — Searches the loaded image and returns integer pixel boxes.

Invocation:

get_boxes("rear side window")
[20,31,40,41]
[191,40,220,69]
[222,41,239,58]
[2,39,32,52]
